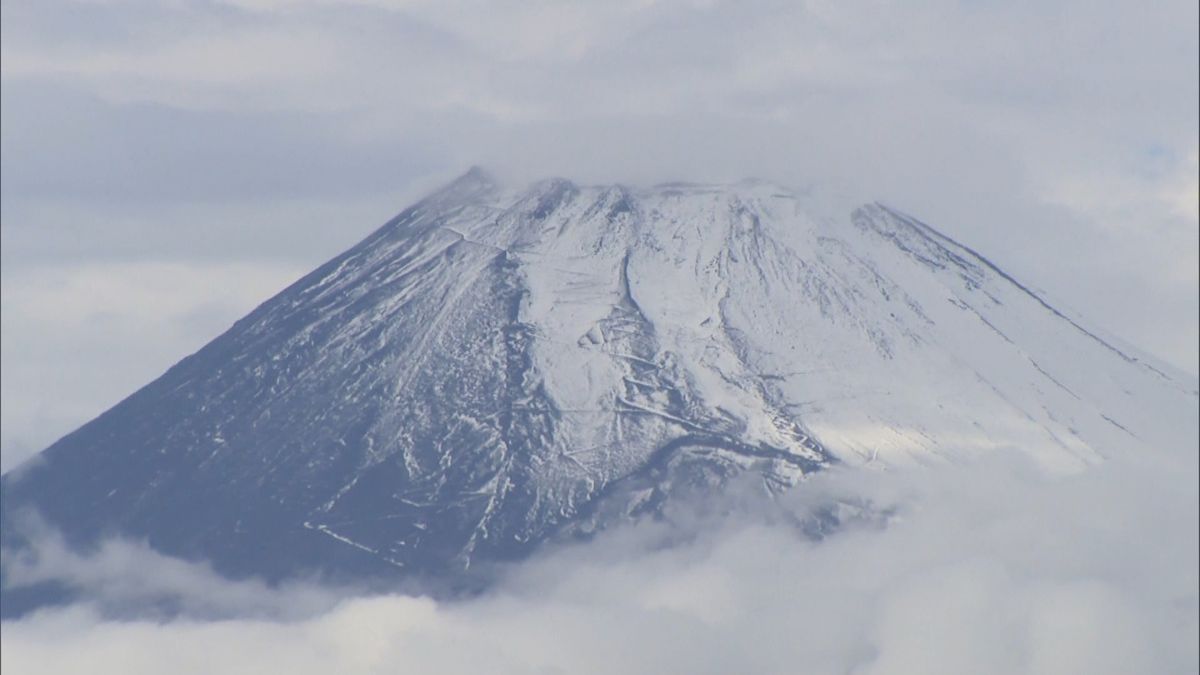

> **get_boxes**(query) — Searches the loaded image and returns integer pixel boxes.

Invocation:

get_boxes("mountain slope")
[3,169,1196,603]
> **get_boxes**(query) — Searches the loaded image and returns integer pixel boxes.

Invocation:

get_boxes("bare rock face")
[3,169,1195,611]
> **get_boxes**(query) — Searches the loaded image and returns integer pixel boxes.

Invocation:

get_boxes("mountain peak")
[426,165,499,202]
[3,172,1195,616]
[458,164,496,186]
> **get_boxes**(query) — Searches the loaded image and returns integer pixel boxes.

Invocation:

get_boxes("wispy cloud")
[4,448,1196,674]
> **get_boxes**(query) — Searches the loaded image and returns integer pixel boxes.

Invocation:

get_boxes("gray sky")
[2,0,1197,470]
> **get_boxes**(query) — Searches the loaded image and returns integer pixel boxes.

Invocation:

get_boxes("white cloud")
[1166,148,1200,222]
[2,519,347,620]
[3,449,1196,674]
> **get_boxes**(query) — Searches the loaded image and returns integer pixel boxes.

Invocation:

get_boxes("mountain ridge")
[3,168,1196,616]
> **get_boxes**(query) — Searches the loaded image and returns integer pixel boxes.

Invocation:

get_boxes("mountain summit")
[3,169,1196,608]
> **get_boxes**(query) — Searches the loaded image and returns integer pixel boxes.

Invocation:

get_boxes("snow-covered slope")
[3,168,1196,600]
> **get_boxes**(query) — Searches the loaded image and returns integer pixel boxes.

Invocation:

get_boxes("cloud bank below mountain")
[4,446,1196,675]
[2,0,1198,472]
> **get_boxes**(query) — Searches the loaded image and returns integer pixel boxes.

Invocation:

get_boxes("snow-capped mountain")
[3,168,1196,602]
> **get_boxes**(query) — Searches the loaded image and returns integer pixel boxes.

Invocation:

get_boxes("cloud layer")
[4,447,1197,674]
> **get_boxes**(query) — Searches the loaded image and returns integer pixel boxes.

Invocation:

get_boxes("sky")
[1,0,1198,472]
